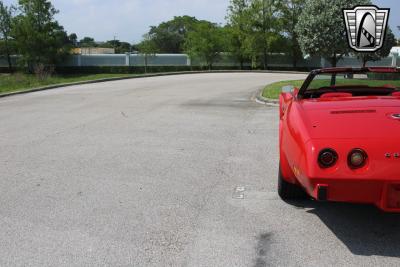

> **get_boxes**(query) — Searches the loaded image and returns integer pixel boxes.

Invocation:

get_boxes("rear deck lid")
[300,97,400,139]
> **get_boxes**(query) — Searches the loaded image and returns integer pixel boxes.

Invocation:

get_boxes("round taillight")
[348,149,367,169]
[318,149,338,168]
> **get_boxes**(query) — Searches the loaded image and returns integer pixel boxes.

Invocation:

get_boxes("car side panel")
[280,96,311,185]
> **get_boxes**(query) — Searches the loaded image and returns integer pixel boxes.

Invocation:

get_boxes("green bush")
[1,65,316,74]
[367,72,400,80]
[52,65,314,74]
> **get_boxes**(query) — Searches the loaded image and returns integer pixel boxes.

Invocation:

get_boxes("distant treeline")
[0,0,398,76]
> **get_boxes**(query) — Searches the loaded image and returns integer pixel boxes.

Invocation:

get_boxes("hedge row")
[367,72,400,80]
[0,65,317,74]
[54,65,316,74]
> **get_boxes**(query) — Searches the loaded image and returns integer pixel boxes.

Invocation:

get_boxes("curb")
[0,70,308,99]
[255,89,279,105]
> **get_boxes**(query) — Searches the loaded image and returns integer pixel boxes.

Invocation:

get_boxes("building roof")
[391,46,400,54]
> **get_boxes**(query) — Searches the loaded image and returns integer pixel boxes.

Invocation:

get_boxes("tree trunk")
[4,39,13,73]
[331,55,337,67]
[362,57,367,67]
[291,8,298,69]
[328,56,337,85]
[6,52,12,72]
[144,54,148,73]
[292,45,298,68]
[292,56,297,69]
[330,74,337,86]
[263,48,268,70]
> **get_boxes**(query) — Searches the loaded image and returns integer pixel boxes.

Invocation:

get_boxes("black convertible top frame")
[297,67,400,99]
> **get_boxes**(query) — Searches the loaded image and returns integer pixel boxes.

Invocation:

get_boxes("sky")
[3,0,399,43]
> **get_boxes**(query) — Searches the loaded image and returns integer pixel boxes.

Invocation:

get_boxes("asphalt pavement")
[2,73,400,267]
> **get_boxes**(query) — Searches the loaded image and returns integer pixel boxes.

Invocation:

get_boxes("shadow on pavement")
[254,233,273,267]
[287,200,400,258]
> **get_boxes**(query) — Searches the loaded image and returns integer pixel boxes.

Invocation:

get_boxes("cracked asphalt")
[2,73,400,266]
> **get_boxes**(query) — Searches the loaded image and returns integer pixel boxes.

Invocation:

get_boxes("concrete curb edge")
[255,89,279,105]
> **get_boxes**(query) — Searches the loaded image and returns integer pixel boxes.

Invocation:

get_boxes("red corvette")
[278,67,400,212]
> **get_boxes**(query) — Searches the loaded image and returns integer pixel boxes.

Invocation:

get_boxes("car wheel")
[278,164,308,200]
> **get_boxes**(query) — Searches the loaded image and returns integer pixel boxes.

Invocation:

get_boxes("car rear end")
[299,138,400,212]
[280,67,400,211]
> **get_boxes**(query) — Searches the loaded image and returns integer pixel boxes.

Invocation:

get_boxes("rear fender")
[280,150,298,184]
[279,109,298,184]
[279,98,308,185]
[279,92,293,119]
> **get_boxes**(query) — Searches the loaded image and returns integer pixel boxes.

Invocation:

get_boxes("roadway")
[1,73,400,266]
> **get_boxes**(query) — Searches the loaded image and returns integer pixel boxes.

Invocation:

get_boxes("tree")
[226,0,251,69]
[184,21,225,70]
[12,0,70,74]
[68,33,78,47]
[148,16,199,53]
[357,28,397,67]
[104,39,132,53]
[296,0,371,67]
[137,33,158,73]
[79,37,96,47]
[0,0,15,72]
[117,42,132,53]
[278,0,306,67]
[246,0,282,69]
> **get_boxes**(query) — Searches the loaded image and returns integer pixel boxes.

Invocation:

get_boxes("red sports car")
[278,67,400,212]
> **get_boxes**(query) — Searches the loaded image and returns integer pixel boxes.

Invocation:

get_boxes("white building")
[390,46,400,55]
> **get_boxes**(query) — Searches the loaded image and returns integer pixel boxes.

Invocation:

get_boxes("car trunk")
[299,96,400,140]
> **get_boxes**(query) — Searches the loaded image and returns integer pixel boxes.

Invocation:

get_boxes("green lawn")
[262,79,400,99]
[262,80,304,99]
[0,73,137,94]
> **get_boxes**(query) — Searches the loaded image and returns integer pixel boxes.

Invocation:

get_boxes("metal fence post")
[77,55,82,67]
[125,53,130,66]
[320,57,326,68]
[391,52,398,67]
[186,55,191,66]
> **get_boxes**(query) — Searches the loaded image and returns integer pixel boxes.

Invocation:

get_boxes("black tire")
[278,165,308,200]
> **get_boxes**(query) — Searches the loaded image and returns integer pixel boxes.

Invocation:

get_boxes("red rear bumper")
[306,179,400,212]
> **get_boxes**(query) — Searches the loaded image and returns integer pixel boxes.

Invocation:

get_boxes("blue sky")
[3,0,399,43]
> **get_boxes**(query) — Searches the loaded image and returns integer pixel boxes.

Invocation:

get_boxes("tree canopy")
[184,21,226,69]
[246,0,282,69]
[12,0,70,72]
[79,37,96,47]
[357,27,397,67]
[137,33,159,73]
[0,0,15,71]
[148,16,199,53]
[295,0,371,67]
[278,0,306,67]
[104,39,132,53]
[0,0,398,74]
[226,0,251,69]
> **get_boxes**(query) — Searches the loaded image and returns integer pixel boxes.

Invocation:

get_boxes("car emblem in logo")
[343,5,390,52]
